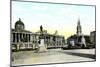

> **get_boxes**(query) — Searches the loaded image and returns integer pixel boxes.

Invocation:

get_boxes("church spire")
[78,18,80,25]
[76,18,82,36]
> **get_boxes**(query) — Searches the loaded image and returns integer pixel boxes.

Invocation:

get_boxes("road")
[12,48,95,66]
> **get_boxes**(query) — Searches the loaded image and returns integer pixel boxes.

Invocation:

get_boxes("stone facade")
[11,19,65,51]
[90,31,96,44]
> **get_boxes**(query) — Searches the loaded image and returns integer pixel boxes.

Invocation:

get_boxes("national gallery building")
[11,18,65,50]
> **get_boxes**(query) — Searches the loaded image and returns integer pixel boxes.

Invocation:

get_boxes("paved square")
[12,49,95,66]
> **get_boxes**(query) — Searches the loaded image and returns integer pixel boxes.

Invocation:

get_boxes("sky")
[12,1,95,39]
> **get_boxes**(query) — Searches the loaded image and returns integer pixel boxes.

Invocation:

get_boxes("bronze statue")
[40,25,43,32]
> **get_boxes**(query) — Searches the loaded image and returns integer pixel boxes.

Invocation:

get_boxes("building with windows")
[90,31,96,44]
[11,18,65,51]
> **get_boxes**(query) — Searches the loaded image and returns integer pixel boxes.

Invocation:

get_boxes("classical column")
[18,33,20,50]
[12,33,14,42]
[32,35,34,49]
[29,34,30,42]
[28,34,30,48]
[51,37,52,47]
[23,33,26,49]
[15,33,17,43]
[11,33,13,42]
[18,33,20,42]
[27,34,29,48]
[55,37,56,47]
[30,34,33,42]
[25,34,27,48]
[28,34,30,47]
[16,33,19,50]
[21,33,23,42]
[17,33,18,42]
[21,33,24,48]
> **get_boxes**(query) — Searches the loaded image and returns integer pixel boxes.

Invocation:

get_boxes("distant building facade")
[11,18,65,51]
[90,31,96,44]
[67,18,91,48]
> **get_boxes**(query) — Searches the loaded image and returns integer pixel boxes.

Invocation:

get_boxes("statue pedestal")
[38,39,47,52]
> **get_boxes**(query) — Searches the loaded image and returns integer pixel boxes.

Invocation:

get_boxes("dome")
[15,18,25,30]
